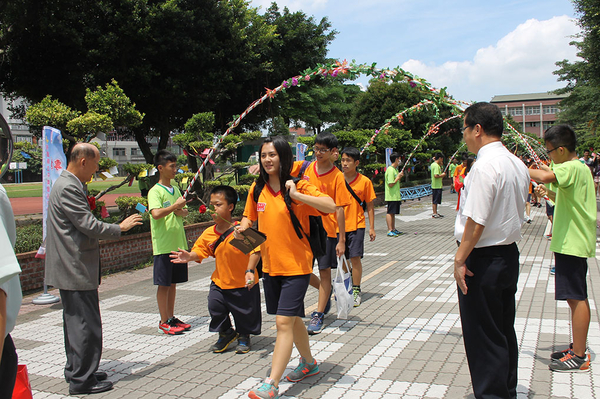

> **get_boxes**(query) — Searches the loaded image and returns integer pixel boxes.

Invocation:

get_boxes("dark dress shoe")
[69,381,113,395]
[65,371,108,383]
[95,371,108,381]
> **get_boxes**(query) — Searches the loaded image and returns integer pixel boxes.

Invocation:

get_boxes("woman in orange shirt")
[238,136,335,399]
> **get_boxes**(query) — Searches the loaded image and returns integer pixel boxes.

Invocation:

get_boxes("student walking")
[170,185,261,354]
[239,136,336,399]
[384,152,404,236]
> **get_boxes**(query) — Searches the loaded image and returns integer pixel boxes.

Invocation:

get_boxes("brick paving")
[13,190,600,398]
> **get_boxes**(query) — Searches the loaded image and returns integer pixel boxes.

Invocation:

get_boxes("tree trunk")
[134,127,154,164]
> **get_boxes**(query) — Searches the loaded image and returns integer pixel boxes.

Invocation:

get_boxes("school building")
[490,92,568,137]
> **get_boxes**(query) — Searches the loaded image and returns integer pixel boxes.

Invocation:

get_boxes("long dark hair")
[255,136,305,239]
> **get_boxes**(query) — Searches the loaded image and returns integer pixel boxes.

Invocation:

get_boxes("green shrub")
[15,223,43,254]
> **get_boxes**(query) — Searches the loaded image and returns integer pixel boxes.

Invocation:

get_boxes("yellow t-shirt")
[292,161,351,237]
[244,180,330,276]
[340,173,377,232]
[191,222,258,290]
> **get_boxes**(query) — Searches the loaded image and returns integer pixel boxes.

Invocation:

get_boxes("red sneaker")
[159,321,184,335]
[169,317,191,331]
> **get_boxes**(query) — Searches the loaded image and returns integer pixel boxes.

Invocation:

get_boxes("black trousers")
[207,282,261,335]
[458,243,519,399]
[60,289,103,391]
[0,334,18,399]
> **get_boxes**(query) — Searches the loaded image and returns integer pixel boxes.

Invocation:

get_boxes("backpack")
[252,160,327,258]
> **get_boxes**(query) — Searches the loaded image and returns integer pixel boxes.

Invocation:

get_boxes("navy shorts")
[554,252,588,301]
[527,193,532,203]
[343,229,365,259]
[207,282,261,335]
[262,273,311,317]
[432,188,442,204]
[546,203,555,217]
[153,254,188,286]
[387,201,401,214]
[316,237,338,269]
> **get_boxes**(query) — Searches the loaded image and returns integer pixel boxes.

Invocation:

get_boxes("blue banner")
[385,148,393,169]
[296,143,308,161]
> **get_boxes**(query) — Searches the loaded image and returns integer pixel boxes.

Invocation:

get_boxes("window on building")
[508,107,523,116]
[500,109,507,116]
[525,106,540,115]
[131,148,140,156]
[543,105,558,114]
[525,122,541,128]
[113,148,126,156]
[543,121,556,130]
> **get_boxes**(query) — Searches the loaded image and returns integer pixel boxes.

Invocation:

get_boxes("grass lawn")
[5,177,141,198]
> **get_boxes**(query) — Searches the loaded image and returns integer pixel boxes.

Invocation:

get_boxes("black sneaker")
[210,329,238,353]
[236,334,251,354]
[551,343,573,360]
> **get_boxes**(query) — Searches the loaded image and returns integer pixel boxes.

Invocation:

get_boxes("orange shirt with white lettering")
[244,180,330,276]
[190,222,258,289]
[292,161,351,238]
[341,173,377,232]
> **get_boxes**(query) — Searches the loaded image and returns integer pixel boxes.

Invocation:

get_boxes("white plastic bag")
[333,256,353,320]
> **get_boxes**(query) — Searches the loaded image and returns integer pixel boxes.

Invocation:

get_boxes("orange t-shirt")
[454,164,465,177]
[190,222,258,289]
[340,173,377,232]
[292,161,351,238]
[243,180,330,276]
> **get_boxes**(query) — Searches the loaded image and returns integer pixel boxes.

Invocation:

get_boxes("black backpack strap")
[297,160,312,178]
[212,226,236,253]
[345,180,367,211]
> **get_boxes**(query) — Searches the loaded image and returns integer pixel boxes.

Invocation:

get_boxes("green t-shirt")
[148,183,188,255]
[385,166,401,201]
[430,162,443,189]
[449,163,457,178]
[550,160,596,258]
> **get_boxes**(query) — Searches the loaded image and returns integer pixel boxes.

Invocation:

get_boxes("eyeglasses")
[460,126,472,133]
[546,146,561,154]
[312,146,331,154]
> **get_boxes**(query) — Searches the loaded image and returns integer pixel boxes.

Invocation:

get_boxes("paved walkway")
[14,191,600,398]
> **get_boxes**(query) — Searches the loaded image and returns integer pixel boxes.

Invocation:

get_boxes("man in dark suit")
[45,143,142,395]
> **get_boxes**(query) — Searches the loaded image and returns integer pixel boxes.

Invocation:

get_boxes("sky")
[249,0,581,103]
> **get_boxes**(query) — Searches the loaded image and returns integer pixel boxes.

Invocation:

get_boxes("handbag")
[333,256,353,320]
[12,364,33,399]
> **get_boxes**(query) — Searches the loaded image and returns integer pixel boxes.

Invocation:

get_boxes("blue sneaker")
[286,357,319,382]
[550,266,555,275]
[392,229,404,236]
[248,377,279,399]
[307,312,324,335]
[387,231,399,237]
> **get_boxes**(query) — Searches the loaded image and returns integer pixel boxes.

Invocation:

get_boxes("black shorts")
[207,282,261,335]
[432,188,442,204]
[387,201,401,214]
[343,229,365,259]
[316,237,338,269]
[546,203,555,217]
[262,273,311,317]
[153,254,188,286]
[527,193,532,203]
[554,252,588,301]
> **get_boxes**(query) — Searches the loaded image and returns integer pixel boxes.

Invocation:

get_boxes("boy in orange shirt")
[340,147,377,307]
[292,132,352,334]
[170,185,261,354]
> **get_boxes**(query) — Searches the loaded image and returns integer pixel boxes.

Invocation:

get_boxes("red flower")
[199,204,207,214]
[87,196,96,211]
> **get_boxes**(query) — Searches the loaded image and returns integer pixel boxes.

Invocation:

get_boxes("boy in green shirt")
[530,124,595,372]
[148,150,191,335]
[430,152,446,218]
[384,152,403,237]
[448,158,458,193]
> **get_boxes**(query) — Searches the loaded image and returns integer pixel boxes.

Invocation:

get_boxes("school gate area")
[13,191,600,399]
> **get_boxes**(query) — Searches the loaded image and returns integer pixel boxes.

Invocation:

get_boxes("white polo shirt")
[454,141,529,247]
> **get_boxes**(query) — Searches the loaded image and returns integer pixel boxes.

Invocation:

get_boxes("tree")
[553,0,600,138]
[0,0,336,163]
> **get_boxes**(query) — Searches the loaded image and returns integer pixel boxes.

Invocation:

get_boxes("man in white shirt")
[454,102,529,399]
